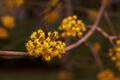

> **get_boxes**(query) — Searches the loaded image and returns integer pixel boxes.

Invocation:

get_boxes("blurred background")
[0,0,120,80]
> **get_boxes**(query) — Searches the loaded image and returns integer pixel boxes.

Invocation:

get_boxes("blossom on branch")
[26,29,66,62]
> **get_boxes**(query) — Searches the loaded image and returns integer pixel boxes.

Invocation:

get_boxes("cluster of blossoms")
[59,15,86,37]
[26,29,66,62]
[97,69,118,80]
[109,39,120,70]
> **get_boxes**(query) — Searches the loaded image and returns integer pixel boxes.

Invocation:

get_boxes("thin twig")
[0,51,27,56]
[88,26,117,46]
[95,26,117,46]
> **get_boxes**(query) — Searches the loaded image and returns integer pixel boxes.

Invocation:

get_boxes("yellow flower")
[0,27,9,39]
[59,15,87,37]
[26,29,66,62]
[109,39,120,70]
[1,15,15,28]
[97,69,118,80]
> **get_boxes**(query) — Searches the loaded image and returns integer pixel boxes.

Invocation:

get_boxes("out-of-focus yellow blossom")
[97,69,118,80]
[44,10,59,23]
[87,10,98,20]
[26,29,66,62]
[59,15,86,37]
[109,39,120,70]
[0,27,9,39]
[1,15,15,28]
[5,0,24,11]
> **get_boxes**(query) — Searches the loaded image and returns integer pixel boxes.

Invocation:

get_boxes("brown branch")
[65,3,106,51]
[88,26,117,46]
[0,51,27,56]
[95,26,117,46]
[95,26,116,39]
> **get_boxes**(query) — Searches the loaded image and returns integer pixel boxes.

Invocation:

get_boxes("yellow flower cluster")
[109,39,120,70]
[26,29,66,62]
[1,15,15,28]
[97,69,118,80]
[59,15,86,37]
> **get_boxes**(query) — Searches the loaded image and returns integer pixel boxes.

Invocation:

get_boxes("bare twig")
[88,26,117,46]
[0,51,27,56]
[95,26,117,46]
[95,26,116,39]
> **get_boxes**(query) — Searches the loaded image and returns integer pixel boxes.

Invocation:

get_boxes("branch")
[88,26,117,46]
[95,26,117,45]
[0,51,27,56]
